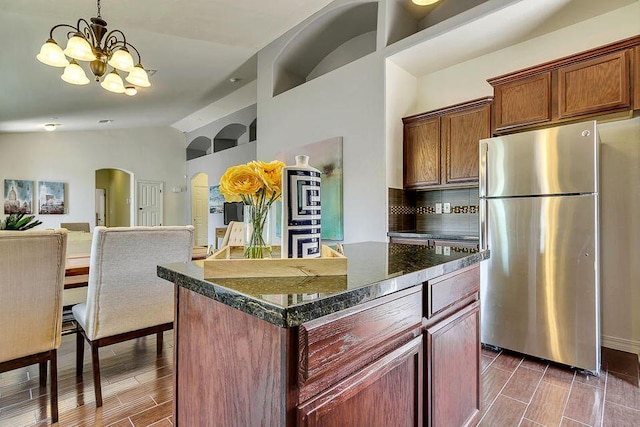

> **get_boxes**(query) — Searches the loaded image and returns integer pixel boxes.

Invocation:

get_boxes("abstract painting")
[277,136,344,240]
[4,179,33,214]
[209,185,225,213]
[38,181,65,214]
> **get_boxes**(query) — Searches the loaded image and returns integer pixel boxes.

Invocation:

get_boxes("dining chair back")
[72,225,194,407]
[0,229,67,423]
[220,221,244,247]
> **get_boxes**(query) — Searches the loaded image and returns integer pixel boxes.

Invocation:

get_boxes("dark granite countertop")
[158,242,488,328]
[387,232,479,242]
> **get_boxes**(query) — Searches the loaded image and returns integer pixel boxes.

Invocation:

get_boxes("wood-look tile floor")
[0,332,174,426]
[479,346,640,427]
[2,331,640,426]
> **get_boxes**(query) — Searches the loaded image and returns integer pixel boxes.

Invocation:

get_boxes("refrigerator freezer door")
[479,121,598,198]
[480,194,599,372]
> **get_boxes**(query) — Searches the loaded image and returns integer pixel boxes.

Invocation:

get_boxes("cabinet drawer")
[298,287,422,400]
[427,265,479,317]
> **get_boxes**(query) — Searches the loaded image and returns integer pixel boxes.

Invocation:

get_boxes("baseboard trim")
[602,335,640,355]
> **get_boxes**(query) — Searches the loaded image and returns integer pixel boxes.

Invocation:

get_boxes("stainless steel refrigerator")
[479,120,600,374]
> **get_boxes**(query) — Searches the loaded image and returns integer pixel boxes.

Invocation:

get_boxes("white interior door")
[137,180,163,226]
[192,185,208,246]
[95,189,106,226]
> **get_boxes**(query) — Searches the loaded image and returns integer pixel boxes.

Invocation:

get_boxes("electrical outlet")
[435,245,442,254]
[444,246,451,256]
[435,203,442,214]
[443,203,451,214]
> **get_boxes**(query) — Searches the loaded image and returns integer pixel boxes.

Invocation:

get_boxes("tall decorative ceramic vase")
[281,155,321,258]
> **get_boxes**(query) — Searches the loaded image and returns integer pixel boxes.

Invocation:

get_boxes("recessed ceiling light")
[412,0,440,5]
[229,77,241,83]
[98,119,113,124]
[44,123,57,131]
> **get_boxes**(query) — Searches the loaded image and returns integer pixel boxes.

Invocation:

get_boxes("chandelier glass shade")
[36,0,151,95]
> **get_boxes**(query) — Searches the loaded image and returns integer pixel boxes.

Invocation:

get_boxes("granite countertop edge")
[387,232,480,241]
[158,250,489,328]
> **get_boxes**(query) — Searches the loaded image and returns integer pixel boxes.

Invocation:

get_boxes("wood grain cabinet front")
[297,336,423,427]
[403,97,492,190]
[489,35,639,135]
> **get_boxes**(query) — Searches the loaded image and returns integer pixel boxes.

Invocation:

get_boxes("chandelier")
[36,0,151,96]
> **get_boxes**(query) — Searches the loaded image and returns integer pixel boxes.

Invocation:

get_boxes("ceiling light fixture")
[36,0,151,95]
[412,0,441,5]
[44,124,57,131]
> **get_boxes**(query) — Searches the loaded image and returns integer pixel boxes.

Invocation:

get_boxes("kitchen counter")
[157,241,488,327]
[160,242,488,426]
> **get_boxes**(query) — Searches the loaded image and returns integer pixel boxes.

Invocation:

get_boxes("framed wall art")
[38,181,65,214]
[4,179,33,214]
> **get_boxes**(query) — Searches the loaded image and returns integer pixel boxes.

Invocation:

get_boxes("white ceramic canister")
[281,155,321,258]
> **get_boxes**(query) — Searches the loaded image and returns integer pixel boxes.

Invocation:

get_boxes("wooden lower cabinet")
[174,267,481,426]
[425,301,481,427]
[298,336,423,427]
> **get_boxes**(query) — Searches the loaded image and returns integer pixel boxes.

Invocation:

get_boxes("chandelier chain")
[97,0,101,19]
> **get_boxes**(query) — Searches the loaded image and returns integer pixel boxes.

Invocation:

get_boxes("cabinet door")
[441,104,491,185]
[493,73,551,133]
[298,336,423,427]
[558,50,631,119]
[425,301,480,427]
[404,117,440,188]
[634,46,640,109]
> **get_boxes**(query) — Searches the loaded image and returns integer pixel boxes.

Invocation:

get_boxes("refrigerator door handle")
[479,141,488,198]
[479,199,488,250]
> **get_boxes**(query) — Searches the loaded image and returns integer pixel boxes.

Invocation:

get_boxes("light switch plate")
[435,203,442,214]
[443,203,451,214]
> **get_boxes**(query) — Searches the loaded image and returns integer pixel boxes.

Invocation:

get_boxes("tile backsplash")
[388,187,479,236]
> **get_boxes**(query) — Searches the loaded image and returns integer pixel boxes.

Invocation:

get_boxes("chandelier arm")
[48,23,80,39]
[125,43,143,64]
[103,29,127,51]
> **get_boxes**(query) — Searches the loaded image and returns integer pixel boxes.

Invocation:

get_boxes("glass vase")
[243,204,272,259]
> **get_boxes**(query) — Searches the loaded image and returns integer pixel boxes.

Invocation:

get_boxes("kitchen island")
[158,242,488,426]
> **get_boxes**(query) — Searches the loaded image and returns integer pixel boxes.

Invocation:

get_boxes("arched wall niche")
[272,2,378,96]
[214,123,247,153]
[186,136,212,160]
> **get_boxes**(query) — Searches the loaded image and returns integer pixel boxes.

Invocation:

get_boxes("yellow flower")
[219,164,264,201]
[251,160,286,194]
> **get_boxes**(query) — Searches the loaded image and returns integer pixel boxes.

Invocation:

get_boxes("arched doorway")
[191,173,209,246]
[95,168,133,227]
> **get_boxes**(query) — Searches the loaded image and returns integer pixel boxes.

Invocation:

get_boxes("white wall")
[0,127,187,230]
[186,141,257,244]
[258,49,387,243]
[385,59,418,189]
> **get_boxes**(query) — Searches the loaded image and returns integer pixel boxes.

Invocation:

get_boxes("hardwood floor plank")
[603,401,640,427]
[542,364,575,389]
[492,351,523,372]
[602,348,640,379]
[478,395,527,426]
[501,366,544,404]
[481,365,512,415]
[575,370,606,389]
[605,372,640,411]
[524,380,570,426]
[563,382,604,426]
[129,401,172,427]
[520,357,548,372]
[560,416,591,426]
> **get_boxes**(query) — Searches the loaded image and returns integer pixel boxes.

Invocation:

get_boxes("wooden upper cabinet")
[442,102,492,184]
[403,97,492,190]
[403,116,441,188]
[489,35,639,134]
[558,50,631,119]
[493,73,551,132]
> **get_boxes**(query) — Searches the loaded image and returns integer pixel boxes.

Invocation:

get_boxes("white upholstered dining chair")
[220,221,244,247]
[0,229,67,423]
[72,225,194,407]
